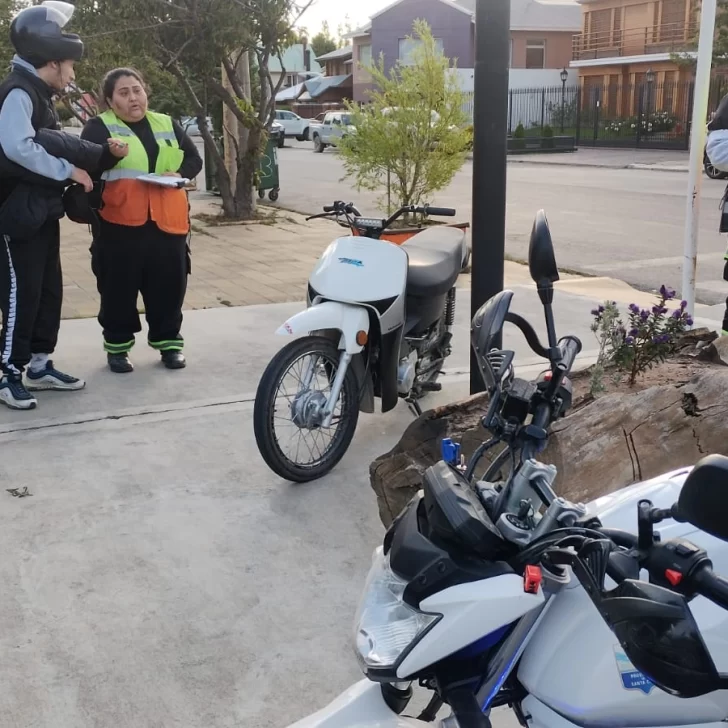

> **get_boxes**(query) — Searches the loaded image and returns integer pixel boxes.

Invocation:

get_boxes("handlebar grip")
[424,206,456,217]
[692,566,728,610]
[323,205,336,213]
[556,335,582,373]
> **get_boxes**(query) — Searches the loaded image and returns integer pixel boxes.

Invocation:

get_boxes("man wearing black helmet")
[0,1,97,410]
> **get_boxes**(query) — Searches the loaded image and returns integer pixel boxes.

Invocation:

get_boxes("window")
[525,39,545,69]
[359,43,372,68]
[398,37,444,65]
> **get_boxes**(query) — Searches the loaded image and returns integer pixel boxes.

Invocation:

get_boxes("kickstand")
[406,397,423,417]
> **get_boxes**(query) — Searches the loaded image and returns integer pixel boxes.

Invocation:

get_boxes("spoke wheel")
[254,336,360,482]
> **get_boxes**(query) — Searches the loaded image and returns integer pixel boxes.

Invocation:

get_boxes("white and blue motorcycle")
[285,210,728,728]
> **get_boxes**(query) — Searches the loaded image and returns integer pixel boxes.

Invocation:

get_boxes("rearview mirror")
[678,454,728,541]
[529,210,560,290]
[471,290,514,392]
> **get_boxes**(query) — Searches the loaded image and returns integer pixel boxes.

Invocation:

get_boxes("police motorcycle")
[285,210,728,728]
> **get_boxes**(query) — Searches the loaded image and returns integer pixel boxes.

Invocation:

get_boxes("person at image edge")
[0,1,127,410]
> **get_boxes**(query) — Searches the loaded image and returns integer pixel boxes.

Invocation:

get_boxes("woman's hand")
[162,172,182,177]
[108,138,129,158]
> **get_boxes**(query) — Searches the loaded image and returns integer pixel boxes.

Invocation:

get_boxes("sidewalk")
[1,249,723,726]
[504,147,690,172]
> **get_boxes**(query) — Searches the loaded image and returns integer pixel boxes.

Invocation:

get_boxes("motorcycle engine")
[397,350,418,394]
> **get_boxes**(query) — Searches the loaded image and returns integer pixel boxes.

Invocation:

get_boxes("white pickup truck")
[310,111,355,153]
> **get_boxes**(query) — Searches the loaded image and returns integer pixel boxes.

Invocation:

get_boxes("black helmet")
[10,1,84,67]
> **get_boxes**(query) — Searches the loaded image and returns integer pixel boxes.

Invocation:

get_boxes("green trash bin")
[257,137,280,202]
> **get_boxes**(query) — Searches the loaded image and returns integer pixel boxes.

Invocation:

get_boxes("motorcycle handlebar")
[692,565,728,610]
[556,335,582,373]
[423,206,456,217]
[323,205,336,212]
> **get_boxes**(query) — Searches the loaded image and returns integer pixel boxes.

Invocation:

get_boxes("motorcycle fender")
[286,680,428,728]
[276,301,370,355]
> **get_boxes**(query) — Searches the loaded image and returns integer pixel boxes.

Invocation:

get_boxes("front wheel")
[254,336,360,482]
[313,136,325,153]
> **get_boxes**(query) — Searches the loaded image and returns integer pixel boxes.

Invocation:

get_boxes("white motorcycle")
[254,201,470,483]
[285,210,728,728]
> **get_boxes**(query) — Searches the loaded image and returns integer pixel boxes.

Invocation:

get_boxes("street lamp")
[560,67,568,132]
[645,68,655,127]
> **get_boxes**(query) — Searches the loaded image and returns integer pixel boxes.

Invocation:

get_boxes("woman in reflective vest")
[80,67,202,373]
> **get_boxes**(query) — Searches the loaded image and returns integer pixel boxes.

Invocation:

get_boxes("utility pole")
[681,0,717,321]
[470,0,511,394]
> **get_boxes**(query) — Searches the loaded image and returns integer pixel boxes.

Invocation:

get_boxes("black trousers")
[92,220,189,354]
[0,219,62,374]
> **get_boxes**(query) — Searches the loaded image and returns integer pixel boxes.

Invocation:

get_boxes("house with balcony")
[570,0,698,118]
[347,0,581,102]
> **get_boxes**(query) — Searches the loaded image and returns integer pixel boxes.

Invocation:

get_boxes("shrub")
[590,285,693,390]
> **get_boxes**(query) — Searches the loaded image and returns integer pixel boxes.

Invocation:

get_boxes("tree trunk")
[220,51,256,219]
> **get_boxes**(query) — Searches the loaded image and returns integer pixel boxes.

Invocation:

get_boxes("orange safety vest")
[98,110,190,236]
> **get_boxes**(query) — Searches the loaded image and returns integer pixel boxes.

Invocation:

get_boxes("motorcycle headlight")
[353,547,440,672]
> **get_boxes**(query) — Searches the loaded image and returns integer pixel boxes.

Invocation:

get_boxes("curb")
[464,154,691,173]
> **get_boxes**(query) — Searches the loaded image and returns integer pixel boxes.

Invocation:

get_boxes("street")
[275,143,728,305]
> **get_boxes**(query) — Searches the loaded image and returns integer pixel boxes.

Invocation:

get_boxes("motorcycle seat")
[403,227,466,298]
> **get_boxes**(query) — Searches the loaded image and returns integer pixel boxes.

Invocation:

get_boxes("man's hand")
[108,138,129,158]
[71,166,93,192]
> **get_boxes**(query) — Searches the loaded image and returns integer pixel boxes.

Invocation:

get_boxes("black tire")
[704,152,727,179]
[313,135,325,153]
[258,188,265,199]
[254,336,360,483]
[268,189,279,202]
[296,134,306,142]
[278,138,285,148]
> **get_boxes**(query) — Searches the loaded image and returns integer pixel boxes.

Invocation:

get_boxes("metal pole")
[470,0,510,394]
[682,0,717,320]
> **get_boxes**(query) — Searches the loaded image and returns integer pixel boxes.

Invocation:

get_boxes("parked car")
[269,120,285,148]
[180,115,213,136]
[274,110,310,141]
[311,111,355,153]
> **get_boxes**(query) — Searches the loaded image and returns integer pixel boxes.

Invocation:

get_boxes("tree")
[337,20,470,214]
[110,0,311,219]
[336,15,353,47]
[310,21,336,59]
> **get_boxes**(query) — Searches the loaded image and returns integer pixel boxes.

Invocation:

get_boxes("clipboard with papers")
[137,173,191,189]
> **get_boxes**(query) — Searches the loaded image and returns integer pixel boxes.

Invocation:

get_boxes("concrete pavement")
[1,261,724,727]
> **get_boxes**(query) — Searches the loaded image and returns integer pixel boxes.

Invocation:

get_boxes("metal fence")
[462,78,728,150]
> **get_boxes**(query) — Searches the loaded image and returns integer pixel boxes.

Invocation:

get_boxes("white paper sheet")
[137,173,190,189]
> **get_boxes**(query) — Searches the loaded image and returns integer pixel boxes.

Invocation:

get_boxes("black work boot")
[108,353,134,373]
[161,351,186,370]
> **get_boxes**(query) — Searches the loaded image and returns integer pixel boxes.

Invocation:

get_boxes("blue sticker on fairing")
[338,257,363,267]
[614,647,655,695]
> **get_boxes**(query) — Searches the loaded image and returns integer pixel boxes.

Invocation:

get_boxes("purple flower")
[672,309,682,319]
[640,309,650,321]
[686,317,694,326]
[591,308,599,316]
[628,303,640,314]
[652,305,668,315]
[659,285,676,300]
[680,300,688,310]
[625,336,635,345]
[652,334,670,345]
[629,328,639,337]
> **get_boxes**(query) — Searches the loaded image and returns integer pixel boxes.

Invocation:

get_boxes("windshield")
[341,114,352,126]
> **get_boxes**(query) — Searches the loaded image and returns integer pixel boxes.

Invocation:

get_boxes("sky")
[294,0,580,38]
[295,0,391,37]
